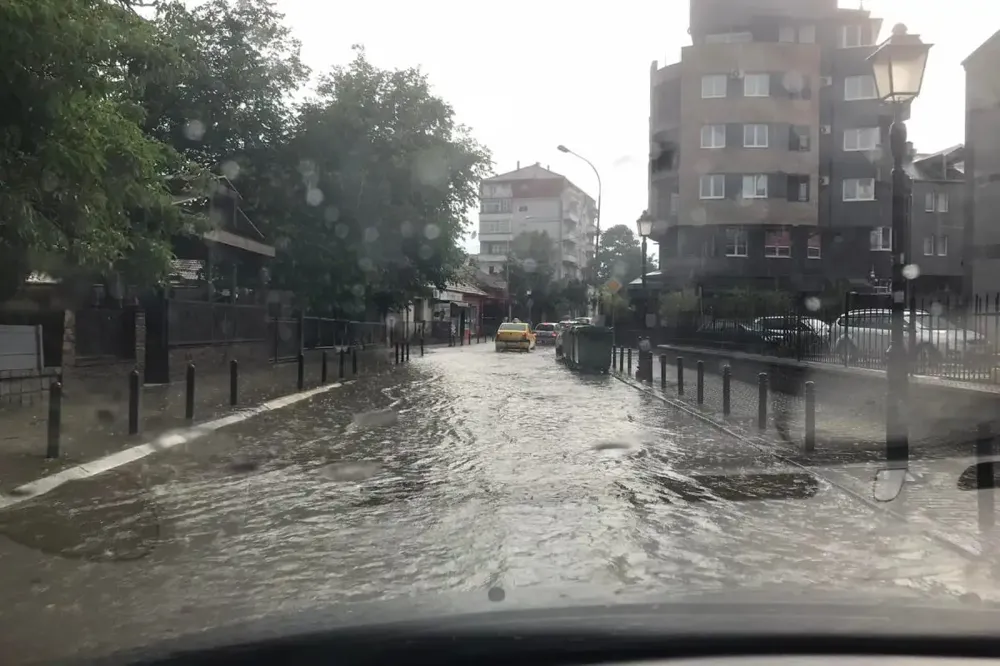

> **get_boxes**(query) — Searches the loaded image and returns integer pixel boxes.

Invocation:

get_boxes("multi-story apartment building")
[908,146,965,298]
[648,0,954,298]
[963,29,1000,297]
[475,162,597,280]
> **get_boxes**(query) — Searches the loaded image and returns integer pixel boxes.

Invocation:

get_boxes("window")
[840,25,868,48]
[483,241,509,255]
[937,234,949,256]
[743,124,768,148]
[787,175,810,202]
[764,229,791,258]
[870,226,892,251]
[844,75,877,100]
[705,32,752,43]
[779,25,796,43]
[844,128,880,151]
[699,174,725,199]
[843,177,876,201]
[700,124,726,148]
[744,73,770,97]
[924,191,949,212]
[807,232,821,259]
[742,174,768,199]
[725,227,748,257]
[669,192,679,214]
[799,25,816,43]
[701,75,727,98]
[923,235,935,256]
[517,205,528,212]
[789,125,811,151]
[481,198,511,213]
[481,219,511,234]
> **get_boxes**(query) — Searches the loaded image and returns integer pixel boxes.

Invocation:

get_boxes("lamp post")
[557,144,602,321]
[867,23,932,467]
[636,210,654,329]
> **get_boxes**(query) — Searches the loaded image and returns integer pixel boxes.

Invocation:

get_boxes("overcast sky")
[274,0,995,254]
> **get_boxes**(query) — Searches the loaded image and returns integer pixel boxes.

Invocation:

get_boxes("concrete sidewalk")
[0,347,398,492]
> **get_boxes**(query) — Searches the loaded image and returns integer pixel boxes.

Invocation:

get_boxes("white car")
[830,308,989,364]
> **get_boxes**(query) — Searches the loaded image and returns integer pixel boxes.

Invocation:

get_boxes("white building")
[475,163,597,280]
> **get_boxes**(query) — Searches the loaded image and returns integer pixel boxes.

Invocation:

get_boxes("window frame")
[844,75,877,101]
[840,25,863,48]
[743,73,770,97]
[701,74,727,98]
[870,226,892,251]
[807,232,821,259]
[725,227,748,257]
[700,124,726,149]
[743,123,769,148]
[843,127,880,152]
[742,174,768,199]
[843,177,876,202]
[937,234,949,256]
[764,229,792,258]
[923,235,935,256]
[699,174,725,199]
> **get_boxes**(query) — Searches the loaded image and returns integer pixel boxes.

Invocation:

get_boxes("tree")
[0,0,194,301]
[595,224,658,287]
[261,48,491,315]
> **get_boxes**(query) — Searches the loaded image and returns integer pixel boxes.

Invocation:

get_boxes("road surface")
[0,344,988,662]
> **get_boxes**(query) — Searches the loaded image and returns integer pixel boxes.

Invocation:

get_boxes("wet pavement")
[0,345,993,663]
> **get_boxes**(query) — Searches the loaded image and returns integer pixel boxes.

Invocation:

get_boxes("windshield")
[5,0,1000,663]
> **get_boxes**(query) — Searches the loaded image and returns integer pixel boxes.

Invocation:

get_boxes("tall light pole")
[636,210,654,329]
[867,23,932,467]
[557,144,602,318]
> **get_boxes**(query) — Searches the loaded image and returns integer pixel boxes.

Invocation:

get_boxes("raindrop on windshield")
[221,160,240,180]
[364,227,379,243]
[306,187,324,206]
[183,119,206,141]
[902,263,921,280]
[424,223,441,240]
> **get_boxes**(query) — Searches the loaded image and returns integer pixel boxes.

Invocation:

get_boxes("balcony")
[562,252,579,265]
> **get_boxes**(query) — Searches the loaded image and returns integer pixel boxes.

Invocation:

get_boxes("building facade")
[907,146,965,299]
[963,30,1000,297]
[476,163,597,281]
[649,0,950,297]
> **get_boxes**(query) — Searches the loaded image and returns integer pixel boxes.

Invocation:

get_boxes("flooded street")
[0,345,988,662]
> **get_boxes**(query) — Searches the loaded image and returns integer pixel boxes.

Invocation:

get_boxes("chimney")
[546,164,550,170]
[516,160,520,169]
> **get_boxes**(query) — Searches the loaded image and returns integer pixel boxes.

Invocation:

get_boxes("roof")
[963,29,1000,67]
[445,282,488,297]
[484,163,564,183]
[909,144,965,182]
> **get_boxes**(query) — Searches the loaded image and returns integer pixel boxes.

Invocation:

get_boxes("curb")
[612,371,982,562]
[0,380,351,511]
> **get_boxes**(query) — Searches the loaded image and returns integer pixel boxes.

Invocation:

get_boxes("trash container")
[564,325,613,373]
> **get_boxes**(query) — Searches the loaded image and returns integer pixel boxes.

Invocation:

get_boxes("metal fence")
[168,300,268,347]
[643,291,1000,386]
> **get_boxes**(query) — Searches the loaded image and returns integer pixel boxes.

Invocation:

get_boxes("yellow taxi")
[494,321,536,352]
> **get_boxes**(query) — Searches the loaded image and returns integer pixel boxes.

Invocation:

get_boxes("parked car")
[750,316,828,356]
[830,308,988,364]
[534,322,559,346]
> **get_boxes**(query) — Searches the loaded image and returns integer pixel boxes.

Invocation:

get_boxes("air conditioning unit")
[820,76,833,86]
[820,125,832,134]
[820,176,831,186]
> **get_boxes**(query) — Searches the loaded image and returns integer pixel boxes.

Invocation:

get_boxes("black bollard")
[618,346,624,373]
[406,341,411,362]
[676,357,684,396]
[352,348,358,375]
[697,360,704,405]
[612,346,617,368]
[420,337,425,356]
[395,343,400,364]
[46,380,62,459]
[804,381,816,452]
[128,369,140,435]
[230,359,239,406]
[185,363,195,420]
[660,354,667,390]
[722,366,731,416]
[321,351,328,384]
[757,372,768,430]
[339,349,346,379]
[627,348,632,375]
[977,422,995,533]
[460,331,464,346]
[297,352,305,390]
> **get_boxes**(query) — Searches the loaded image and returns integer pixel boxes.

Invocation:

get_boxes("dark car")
[534,322,559,345]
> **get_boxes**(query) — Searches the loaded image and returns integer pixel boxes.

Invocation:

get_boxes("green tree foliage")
[0,0,193,300]
[595,224,658,286]
[261,48,491,316]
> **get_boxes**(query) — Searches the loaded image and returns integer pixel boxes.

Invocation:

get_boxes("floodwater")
[0,344,989,663]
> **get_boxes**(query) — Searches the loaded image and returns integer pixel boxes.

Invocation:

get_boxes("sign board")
[0,324,43,371]
[604,278,622,294]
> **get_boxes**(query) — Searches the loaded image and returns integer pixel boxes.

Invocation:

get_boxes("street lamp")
[867,23,932,467]
[557,144,603,320]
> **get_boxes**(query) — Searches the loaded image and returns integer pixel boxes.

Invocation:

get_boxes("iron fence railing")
[616,291,1000,387]
[168,300,268,347]
[74,308,135,359]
